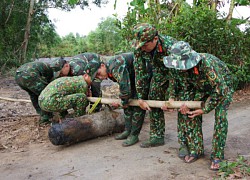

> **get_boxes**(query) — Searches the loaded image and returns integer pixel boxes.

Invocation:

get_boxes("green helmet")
[132,23,157,50]
[50,58,66,78]
[85,59,101,81]
[163,41,201,70]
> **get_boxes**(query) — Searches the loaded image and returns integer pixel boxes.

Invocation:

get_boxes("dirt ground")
[0,76,250,180]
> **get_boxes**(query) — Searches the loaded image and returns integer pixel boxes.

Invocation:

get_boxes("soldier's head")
[50,58,70,78]
[163,41,201,70]
[84,59,105,81]
[132,23,158,52]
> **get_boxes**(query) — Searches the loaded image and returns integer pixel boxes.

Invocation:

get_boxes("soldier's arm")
[166,69,178,100]
[202,60,228,113]
[134,56,151,100]
[69,60,87,76]
[112,63,131,107]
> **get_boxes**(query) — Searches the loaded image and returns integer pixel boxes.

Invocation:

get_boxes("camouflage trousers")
[124,106,146,136]
[210,95,232,160]
[15,71,52,118]
[147,78,168,139]
[39,93,89,117]
[178,113,204,156]
[178,93,233,159]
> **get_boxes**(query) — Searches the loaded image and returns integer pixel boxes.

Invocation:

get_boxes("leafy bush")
[217,156,250,179]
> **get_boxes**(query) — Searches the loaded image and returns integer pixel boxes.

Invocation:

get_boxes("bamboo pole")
[0,96,203,109]
[87,97,203,109]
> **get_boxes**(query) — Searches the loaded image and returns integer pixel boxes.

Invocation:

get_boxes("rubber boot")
[115,131,130,140]
[140,138,164,148]
[122,135,139,147]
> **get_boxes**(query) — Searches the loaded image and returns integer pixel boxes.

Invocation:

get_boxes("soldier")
[50,57,87,78]
[38,71,95,120]
[163,41,234,170]
[51,53,102,111]
[132,23,177,148]
[15,61,54,124]
[85,53,152,146]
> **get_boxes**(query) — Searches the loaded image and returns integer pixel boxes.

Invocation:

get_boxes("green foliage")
[0,0,60,67]
[164,5,250,89]
[235,0,250,6]
[216,156,250,179]
[118,1,250,90]
[86,17,123,55]
[0,0,107,73]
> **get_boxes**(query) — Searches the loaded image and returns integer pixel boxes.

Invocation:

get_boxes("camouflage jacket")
[68,58,87,76]
[16,61,54,84]
[105,53,136,106]
[133,34,177,99]
[170,53,234,113]
[39,76,88,99]
[72,53,101,80]
[73,52,100,63]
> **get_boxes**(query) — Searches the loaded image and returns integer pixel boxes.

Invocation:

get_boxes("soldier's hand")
[179,103,189,114]
[161,105,168,111]
[138,99,151,111]
[111,102,120,108]
[122,104,129,109]
[87,88,92,97]
[161,98,174,112]
[187,109,204,118]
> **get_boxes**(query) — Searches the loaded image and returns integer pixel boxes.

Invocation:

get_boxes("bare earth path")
[0,76,249,180]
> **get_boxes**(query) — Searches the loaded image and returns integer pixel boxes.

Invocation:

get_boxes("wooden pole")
[0,96,203,109]
[87,97,203,109]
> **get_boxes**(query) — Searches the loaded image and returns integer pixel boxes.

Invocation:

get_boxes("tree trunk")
[21,0,35,63]
[226,0,235,22]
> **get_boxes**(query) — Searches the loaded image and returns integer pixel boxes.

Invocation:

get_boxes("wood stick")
[0,96,31,103]
[0,96,203,109]
[87,97,203,109]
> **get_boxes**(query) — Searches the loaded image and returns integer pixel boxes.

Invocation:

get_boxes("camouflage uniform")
[51,53,102,111]
[132,23,176,147]
[105,52,152,146]
[51,58,87,78]
[73,53,102,100]
[15,62,54,123]
[38,76,89,117]
[164,41,234,160]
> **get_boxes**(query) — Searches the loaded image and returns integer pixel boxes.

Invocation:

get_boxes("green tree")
[86,17,123,55]
[0,0,108,71]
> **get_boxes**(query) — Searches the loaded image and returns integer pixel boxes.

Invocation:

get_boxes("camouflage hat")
[85,59,101,81]
[132,23,157,50]
[50,58,66,78]
[163,41,201,70]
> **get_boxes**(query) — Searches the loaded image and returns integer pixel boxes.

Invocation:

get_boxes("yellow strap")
[88,97,102,114]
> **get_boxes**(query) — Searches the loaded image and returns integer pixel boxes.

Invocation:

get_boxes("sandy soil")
[0,76,249,180]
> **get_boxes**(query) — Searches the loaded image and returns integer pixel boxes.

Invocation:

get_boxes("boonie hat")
[163,41,201,70]
[132,23,157,50]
